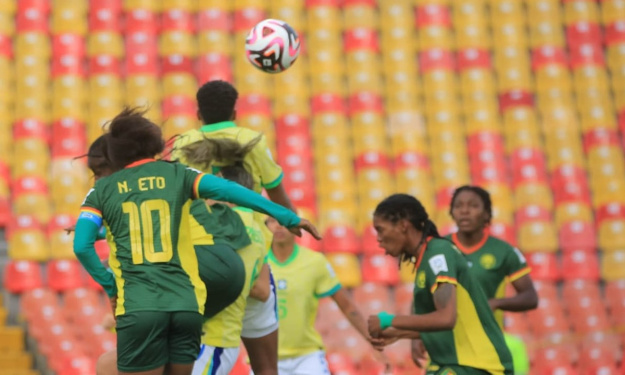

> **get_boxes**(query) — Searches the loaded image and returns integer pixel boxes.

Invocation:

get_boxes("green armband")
[378,311,395,330]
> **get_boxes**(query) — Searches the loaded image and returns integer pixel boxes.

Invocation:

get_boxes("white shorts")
[241,269,279,338]
[277,351,330,375]
[192,345,239,375]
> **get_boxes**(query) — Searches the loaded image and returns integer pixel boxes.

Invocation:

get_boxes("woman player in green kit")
[73,108,320,375]
[367,194,514,375]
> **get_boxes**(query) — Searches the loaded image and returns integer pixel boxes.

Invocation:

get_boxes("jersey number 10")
[122,199,174,264]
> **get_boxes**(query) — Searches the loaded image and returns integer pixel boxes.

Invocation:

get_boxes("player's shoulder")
[485,235,517,254]
[297,245,326,263]
[426,238,459,256]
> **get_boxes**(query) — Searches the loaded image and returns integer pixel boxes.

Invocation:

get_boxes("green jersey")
[81,160,207,316]
[189,200,251,251]
[447,233,531,327]
[413,238,513,374]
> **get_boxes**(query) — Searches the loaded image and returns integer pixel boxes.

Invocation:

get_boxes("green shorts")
[116,311,203,372]
[427,365,491,375]
[195,243,246,319]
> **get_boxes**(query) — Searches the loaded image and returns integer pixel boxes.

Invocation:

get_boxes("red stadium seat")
[353,283,392,317]
[125,9,158,34]
[361,255,400,286]
[457,48,491,70]
[415,4,451,28]
[489,222,516,245]
[596,202,625,224]
[583,128,620,152]
[348,92,383,115]
[563,279,600,300]
[161,9,194,32]
[503,313,529,337]
[570,43,605,68]
[236,94,272,116]
[605,21,625,45]
[47,260,85,292]
[532,45,568,70]
[558,220,597,252]
[52,34,85,58]
[89,2,122,31]
[125,52,158,75]
[533,345,576,368]
[311,93,346,114]
[419,49,455,72]
[566,22,602,47]
[322,225,360,254]
[125,32,158,57]
[196,53,232,83]
[197,8,231,32]
[360,224,384,255]
[533,363,578,375]
[326,352,357,374]
[3,260,43,293]
[499,90,534,112]
[525,252,561,281]
[533,280,559,300]
[161,54,193,75]
[233,7,266,33]
[275,115,310,137]
[88,55,121,75]
[162,95,195,117]
[344,28,379,52]
[17,7,48,32]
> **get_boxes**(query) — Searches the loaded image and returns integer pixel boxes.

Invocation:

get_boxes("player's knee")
[96,350,118,375]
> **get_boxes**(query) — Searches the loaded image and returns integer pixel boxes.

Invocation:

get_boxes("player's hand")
[488,299,500,311]
[64,225,76,234]
[370,335,400,351]
[287,218,322,240]
[411,339,428,368]
[368,315,382,339]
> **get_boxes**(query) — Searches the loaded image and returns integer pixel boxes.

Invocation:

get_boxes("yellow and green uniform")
[201,206,265,348]
[413,238,513,375]
[172,122,284,193]
[446,232,531,327]
[268,245,341,360]
[80,159,207,316]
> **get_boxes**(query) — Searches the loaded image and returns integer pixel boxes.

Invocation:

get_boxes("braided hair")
[374,194,442,265]
[449,185,492,224]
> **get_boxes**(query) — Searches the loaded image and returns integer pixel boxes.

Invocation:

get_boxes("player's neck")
[272,240,296,263]
[456,229,486,248]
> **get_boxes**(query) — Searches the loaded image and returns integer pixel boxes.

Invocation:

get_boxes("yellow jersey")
[171,121,284,194]
[268,245,342,359]
[201,207,265,348]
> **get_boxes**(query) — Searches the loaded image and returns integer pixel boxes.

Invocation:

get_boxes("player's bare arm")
[489,274,539,312]
[266,184,297,212]
[249,264,271,302]
[331,288,371,341]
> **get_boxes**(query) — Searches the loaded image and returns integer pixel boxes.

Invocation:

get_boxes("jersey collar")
[452,230,489,254]
[413,236,433,270]
[200,121,237,133]
[269,243,299,267]
[125,158,156,169]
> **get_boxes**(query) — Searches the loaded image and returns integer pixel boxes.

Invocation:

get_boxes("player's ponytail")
[106,107,165,170]
[176,135,262,171]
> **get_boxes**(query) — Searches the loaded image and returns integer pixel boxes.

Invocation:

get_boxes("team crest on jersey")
[439,369,457,375]
[480,254,496,269]
[416,271,426,288]
[277,279,287,290]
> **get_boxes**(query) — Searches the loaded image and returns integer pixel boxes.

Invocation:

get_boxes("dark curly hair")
[196,80,238,124]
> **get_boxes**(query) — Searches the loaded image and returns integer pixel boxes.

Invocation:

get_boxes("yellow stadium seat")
[234,0,268,9]
[318,200,357,221]
[526,0,562,24]
[0,0,15,13]
[14,57,49,79]
[13,139,49,179]
[272,70,309,95]
[588,146,623,169]
[347,72,383,95]
[541,106,580,129]
[124,0,161,11]
[163,115,198,140]
[490,0,524,26]
[382,48,419,75]
[455,25,491,49]
[15,97,50,123]
[0,327,25,351]
[493,47,530,72]
[90,75,123,100]
[311,114,349,137]
[610,70,625,94]
[318,209,356,232]
[163,0,196,10]
[602,0,625,24]
[343,4,378,30]
[537,91,575,114]
[15,33,50,58]
[308,52,345,76]
[564,0,599,24]
[599,219,625,251]
[460,69,496,94]
[87,32,124,57]
[358,184,394,211]
[326,253,362,288]
[381,27,418,53]
[518,221,558,253]
[197,31,233,55]
[162,73,197,96]
[529,21,565,48]
[352,135,388,155]
[592,179,625,207]
[580,107,617,132]
[573,66,610,91]
[465,109,501,134]
[126,74,159,98]
[453,1,488,25]
[607,44,625,68]
[418,26,454,51]
[554,202,593,227]
[306,29,343,52]
[386,89,421,113]
[422,70,458,92]
[396,169,435,215]
[497,66,533,92]
[53,75,86,99]
[271,6,305,32]
[307,6,341,31]
[379,1,413,28]
[514,183,554,211]
[0,11,14,35]
[575,88,614,113]
[273,94,309,117]
[8,224,50,261]
[347,51,381,75]
[160,31,196,57]
[535,65,573,92]
[316,166,355,190]
[51,7,87,34]
[492,22,528,49]
[601,250,625,281]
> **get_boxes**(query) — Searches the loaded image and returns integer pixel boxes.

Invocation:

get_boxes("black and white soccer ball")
[245,19,300,74]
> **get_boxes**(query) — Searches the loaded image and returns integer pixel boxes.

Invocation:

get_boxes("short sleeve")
[424,247,459,294]
[78,187,103,227]
[504,246,531,282]
[249,134,283,189]
[314,255,342,298]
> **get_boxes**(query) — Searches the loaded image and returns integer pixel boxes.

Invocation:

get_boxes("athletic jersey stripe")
[508,266,531,282]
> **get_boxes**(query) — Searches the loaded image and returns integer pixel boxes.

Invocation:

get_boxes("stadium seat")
[48,214,76,259]
[558,220,597,251]
[598,218,625,250]
[47,260,84,292]
[361,255,400,286]
[325,253,361,288]
[3,260,43,293]
[601,250,625,281]
[7,214,49,261]
[525,252,561,281]
[321,225,360,254]
[352,283,392,317]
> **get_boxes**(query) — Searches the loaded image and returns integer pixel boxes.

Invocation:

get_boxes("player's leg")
[192,345,241,375]
[116,311,169,374]
[96,349,118,375]
[168,311,204,375]
[283,351,330,375]
[241,269,279,375]
[195,244,246,319]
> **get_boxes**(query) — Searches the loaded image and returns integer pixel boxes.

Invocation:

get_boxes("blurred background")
[0,0,624,374]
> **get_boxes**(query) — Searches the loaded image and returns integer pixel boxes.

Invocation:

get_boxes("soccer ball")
[245,19,300,74]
